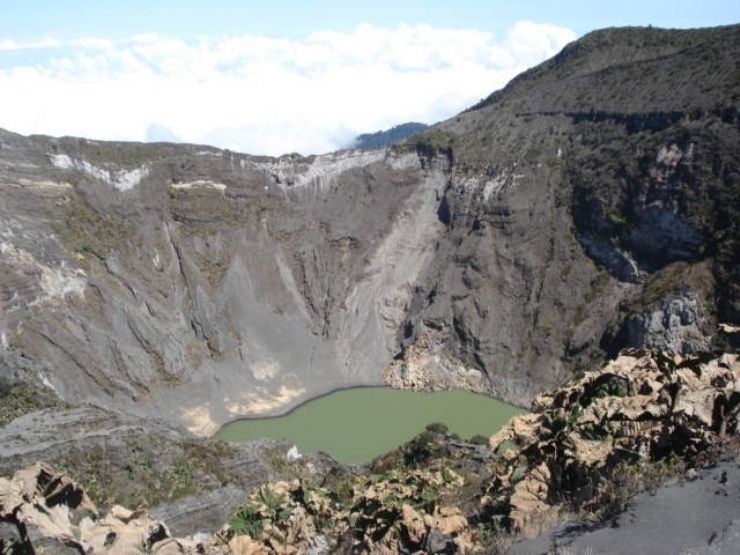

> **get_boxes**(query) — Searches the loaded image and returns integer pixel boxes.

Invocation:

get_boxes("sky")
[0,1,737,156]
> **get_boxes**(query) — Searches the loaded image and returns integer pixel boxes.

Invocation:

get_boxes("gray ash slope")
[0,24,739,439]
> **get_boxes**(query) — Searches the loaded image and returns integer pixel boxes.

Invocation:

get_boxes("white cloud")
[0,21,576,156]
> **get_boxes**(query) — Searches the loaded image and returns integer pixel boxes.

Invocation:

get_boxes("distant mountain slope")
[352,121,429,149]
[389,24,739,396]
[469,25,740,114]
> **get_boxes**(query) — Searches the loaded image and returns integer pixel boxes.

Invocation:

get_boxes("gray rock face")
[619,293,713,356]
[0,140,451,434]
[626,206,704,269]
[149,484,251,538]
[394,160,600,402]
[578,235,640,283]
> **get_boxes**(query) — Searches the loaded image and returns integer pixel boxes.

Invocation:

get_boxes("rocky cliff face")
[389,25,740,401]
[0,139,449,434]
[0,25,738,437]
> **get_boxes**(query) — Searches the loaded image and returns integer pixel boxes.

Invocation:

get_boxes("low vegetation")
[0,377,62,427]
[56,435,239,509]
[56,197,132,270]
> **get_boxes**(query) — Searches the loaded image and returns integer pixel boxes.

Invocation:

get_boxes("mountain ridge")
[352,122,429,150]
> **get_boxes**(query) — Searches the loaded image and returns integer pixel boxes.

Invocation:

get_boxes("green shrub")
[404,431,437,466]
[425,422,449,435]
[469,434,489,445]
[592,378,629,399]
[0,379,51,426]
[256,485,286,517]
[418,487,439,513]
[230,504,263,538]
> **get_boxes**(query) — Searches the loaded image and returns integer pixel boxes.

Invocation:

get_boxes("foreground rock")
[0,404,348,540]
[5,349,735,553]
[0,463,202,553]
[485,349,739,537]
[217,469,475,554]
[509,456,740,555]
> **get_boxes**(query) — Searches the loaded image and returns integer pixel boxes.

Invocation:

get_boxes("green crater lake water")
[217,387,522,464]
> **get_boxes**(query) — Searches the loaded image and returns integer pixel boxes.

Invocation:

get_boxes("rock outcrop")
[485,349,740,536]
[0,403,350,541]
[0,463,197,553]
[3,349,737,553]
[613,292,713,356]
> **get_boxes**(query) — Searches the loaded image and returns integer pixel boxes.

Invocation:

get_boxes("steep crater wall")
[1,25,738,434]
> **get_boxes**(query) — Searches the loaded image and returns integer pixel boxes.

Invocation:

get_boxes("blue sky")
[0,1,737,155]
[1,0,737,39]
